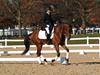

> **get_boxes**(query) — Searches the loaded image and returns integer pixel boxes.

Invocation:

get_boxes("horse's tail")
[22,35,31,55]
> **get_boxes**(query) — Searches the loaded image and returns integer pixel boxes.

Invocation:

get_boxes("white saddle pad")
[38,30,54,39]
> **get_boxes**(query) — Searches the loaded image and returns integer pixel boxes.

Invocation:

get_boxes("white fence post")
[72,28,76,35]
[87,36,89,45]
[5,39,7,47]
[99,38,100,58]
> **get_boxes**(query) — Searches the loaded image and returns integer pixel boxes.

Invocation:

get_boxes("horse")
[22,23,72,64]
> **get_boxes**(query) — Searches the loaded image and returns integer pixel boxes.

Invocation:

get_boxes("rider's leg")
[47,25,53,44]
[47,34,51,44]
[45,25,50,44]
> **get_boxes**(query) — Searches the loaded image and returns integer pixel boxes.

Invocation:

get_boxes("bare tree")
[0,0,100,34]
[2,0,44,37]
[63,0,97,28]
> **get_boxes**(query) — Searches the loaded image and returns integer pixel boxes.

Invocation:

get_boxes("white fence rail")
[0,37,100,47]
[1,27,100,37]
[0,37,100,62]
[0,37,100,56]
[0,37,100,48]
[72,27,100,35]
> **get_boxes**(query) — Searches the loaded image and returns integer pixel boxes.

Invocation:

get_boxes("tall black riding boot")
[47,34,51,45]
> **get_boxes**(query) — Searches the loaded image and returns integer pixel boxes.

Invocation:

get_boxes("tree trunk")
[81,17,86,28]
[17,10,22,37]
[3,26,5,38]
[81,16,86,34]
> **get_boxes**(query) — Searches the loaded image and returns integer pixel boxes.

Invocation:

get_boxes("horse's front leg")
[36,44,47,64]
[52,44,60,63]
[61,44,69,64]
[37,49,42,64]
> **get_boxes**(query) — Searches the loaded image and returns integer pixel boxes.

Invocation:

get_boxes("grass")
[68,33,100,44]
[0,42,24,45]
[67,39,99,44]
[71,33,100,38]
[68,40,87,44]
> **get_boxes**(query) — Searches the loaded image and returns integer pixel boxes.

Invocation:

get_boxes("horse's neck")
[54,24,63,36]
[60,24,69,36]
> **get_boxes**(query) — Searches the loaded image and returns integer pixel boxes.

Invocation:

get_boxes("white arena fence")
[1,27,100,37]
[72,27,100,35]
[0,37,100,62]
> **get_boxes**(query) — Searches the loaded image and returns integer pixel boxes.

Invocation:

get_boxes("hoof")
[44,59,48,65]
[51,59,55,63]
[44,59,47,62]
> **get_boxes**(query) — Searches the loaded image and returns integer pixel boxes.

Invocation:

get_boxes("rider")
[43,7,54,44]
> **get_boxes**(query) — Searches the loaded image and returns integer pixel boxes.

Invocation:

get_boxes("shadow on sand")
[79,62,100,64]
[70,62,100,65]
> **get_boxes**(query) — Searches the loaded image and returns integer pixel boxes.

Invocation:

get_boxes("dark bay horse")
[22,23,72,64]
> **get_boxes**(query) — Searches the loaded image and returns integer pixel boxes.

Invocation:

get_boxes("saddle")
[38,26,54,39]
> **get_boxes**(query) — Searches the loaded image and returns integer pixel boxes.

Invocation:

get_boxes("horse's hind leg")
[61,44,69,64]
[22,36,30,55]
[36,44,47,64]
[22,44,30,55]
